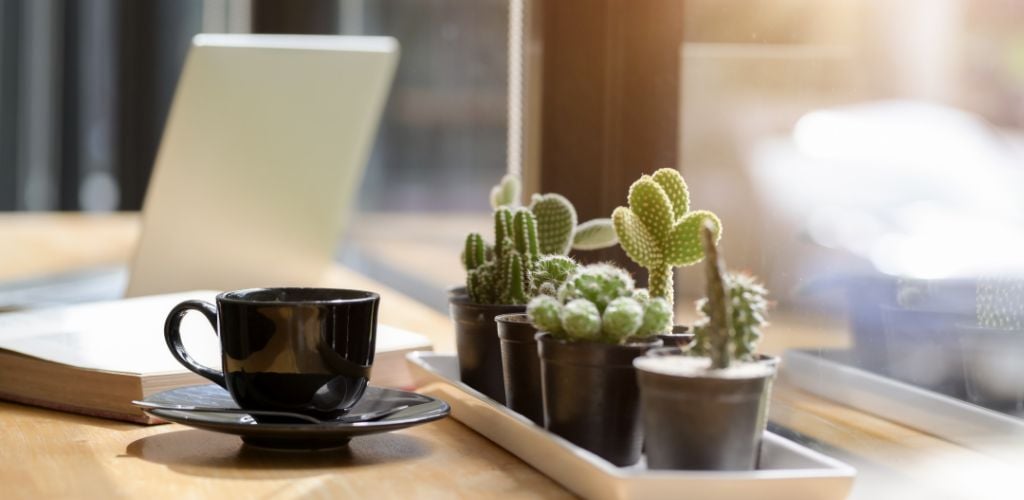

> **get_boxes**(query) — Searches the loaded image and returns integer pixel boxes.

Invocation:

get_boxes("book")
[0,291,433,424]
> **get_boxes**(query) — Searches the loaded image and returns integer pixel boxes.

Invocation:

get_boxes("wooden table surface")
[1,213,1020,499]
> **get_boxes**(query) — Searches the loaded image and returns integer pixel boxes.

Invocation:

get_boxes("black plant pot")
[537,333,662,466]
[495,313,543,425]
[958,326,1024,411]
[449,296,524,404]
[657,325,694,349]
[635,354,775,470]
[446,284,468,298]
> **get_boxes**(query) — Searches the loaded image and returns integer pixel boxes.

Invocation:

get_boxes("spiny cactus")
[465,208,538,304]
[529,193,618,254]
[490,173,521,209]
[977,277,1024,331]
[527,263,672,344]
[612,168,721,305]
[465,207,578,305]
[482,173,618,254]
[691,223,770,368]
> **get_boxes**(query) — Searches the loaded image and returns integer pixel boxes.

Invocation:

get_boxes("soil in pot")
[635,355,776,470]
[495,313,543,424]
[537,333,662,467]
[449,296,524,404]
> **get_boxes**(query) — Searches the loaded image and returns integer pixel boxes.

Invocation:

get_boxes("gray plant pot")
[449,296,524,404]
[635,354,776,470]
[495,313,543,425]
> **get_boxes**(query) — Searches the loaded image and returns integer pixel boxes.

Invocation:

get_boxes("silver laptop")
[0,34,399,307]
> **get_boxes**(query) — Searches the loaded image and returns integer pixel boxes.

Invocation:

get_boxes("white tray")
[407,352,855,500]
[782,349,1024,461]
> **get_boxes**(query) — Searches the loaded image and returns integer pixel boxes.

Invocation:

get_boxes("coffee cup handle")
[164,300,226,389]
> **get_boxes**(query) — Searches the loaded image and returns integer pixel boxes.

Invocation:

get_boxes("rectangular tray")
[407,351,855,500]
[782,349,1024,461]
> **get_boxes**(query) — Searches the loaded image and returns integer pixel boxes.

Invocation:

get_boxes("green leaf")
[652,168,690,221]
[612,207,660,268]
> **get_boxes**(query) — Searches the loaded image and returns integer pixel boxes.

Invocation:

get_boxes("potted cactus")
[494,254,577,424]
[612,168,720,345]
[453,173,614,404]
[958,277,1024,410]
[634,222,776,471]
[453,206,575,402]
[526,264,670,466]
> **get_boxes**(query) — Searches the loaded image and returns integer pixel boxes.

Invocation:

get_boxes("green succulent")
[464,207,580,305]
[691,223,769,368]
[526,263,672,344]
[612,168,721,307]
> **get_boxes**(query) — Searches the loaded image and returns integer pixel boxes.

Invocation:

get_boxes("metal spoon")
[132,401,410,424]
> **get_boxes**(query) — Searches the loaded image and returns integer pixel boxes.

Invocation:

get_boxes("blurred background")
[2,0,1024,410]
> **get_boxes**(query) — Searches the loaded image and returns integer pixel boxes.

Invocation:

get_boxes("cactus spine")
[612,168,721,305]
[526,263,673,344]
[691,223,770,367]
[465,207,576,305]
[490,173,521,209]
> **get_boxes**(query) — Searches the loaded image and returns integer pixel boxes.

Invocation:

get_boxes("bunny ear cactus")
[612,168,721,305]
[490,173,522,209]
[527,263,673,344]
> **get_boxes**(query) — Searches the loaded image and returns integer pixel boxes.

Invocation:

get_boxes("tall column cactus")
[465,207,552,305]
[612,168,721,304]
[700,221,732,369]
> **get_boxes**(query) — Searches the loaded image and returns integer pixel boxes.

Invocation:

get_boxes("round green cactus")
[637,297,672,337]
[526,263,668,344]
[562,263,634,312]
[561,299,602,340]
[527,294,564,334]
[612,168,721,307]
[602,297,644,339]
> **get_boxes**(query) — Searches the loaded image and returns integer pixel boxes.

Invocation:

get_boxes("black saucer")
[139,384,450,450]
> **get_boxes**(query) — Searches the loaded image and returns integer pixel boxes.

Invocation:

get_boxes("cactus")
[482,172,621,254]
[490,173,521,209]
[691,223,770,368]
[529,193,618,254]
[465,207,578,305]
[526,263,672,344]
[977,277,1024,331]
[612,168,721,306]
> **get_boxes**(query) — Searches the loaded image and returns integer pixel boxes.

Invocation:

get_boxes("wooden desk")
[0,213,1019,499]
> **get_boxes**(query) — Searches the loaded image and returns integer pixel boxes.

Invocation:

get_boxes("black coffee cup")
[164,287,380,418]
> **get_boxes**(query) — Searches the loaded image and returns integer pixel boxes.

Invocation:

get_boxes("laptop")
[0,34,399,308]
